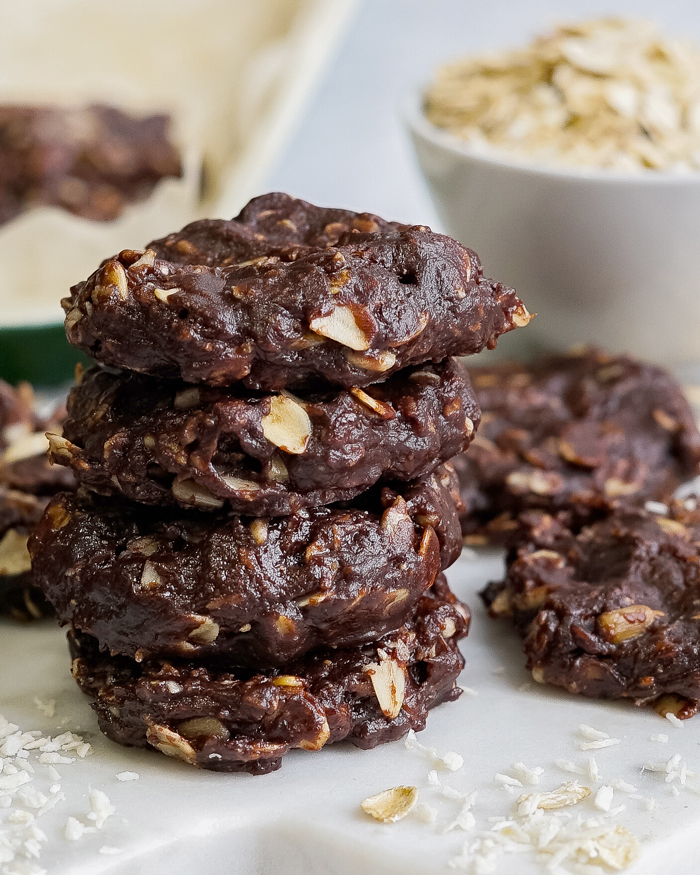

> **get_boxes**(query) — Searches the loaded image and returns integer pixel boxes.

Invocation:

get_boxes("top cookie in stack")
[62,191,530,390]
[33,193,531,774]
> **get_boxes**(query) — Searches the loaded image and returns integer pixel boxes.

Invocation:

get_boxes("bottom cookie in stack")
[31,467,469,771]
[68,575,468,775]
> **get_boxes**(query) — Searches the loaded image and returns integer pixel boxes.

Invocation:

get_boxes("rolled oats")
[425,18,700,171]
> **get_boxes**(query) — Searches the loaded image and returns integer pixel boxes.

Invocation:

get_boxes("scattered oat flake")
[361,786,418,823]
[518,781,591,813]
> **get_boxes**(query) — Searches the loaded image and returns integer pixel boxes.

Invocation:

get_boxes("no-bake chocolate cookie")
[31,469,462,665]
[0,104,181,226]
[62,193,530,390]
[454,348,700,543]
[52,359,478,517]
[0,487,52,620]
[482,503,700,717]
[0,380,74,619]
[68,575,469,774]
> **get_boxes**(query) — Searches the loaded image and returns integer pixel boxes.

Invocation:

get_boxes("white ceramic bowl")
[405,94,700,371]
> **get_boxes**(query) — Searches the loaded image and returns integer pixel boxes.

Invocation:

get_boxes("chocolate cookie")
[62,192,530,390]
[52,359,478,517]
[30,469,462,665]
[68,575,469,774]
[0,104,181,226]
[482,502,700,717]
[0,487,53,620]
[454,348,700,543]
[0,380,74,619]
[0,377,75,495]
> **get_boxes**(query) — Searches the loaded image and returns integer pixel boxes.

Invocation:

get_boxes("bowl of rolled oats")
[407,17,700,369]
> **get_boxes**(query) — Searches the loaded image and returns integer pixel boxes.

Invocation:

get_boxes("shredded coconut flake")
[612,779,637,794]
[442,792,477,834]
[116,771,140,782]
[0,711,108,872]
[64,816,86,841]
[494,774,523,788]
[32,700,55,720]
[87,790,116,829]
[594,786,614,812]
[404,730,464,771]
[580,738,621,751]
[555,759,586,776]
[413,803,438,824]
[427,770,441,787]
[578,724,610,742]
[510,762,545,786]
[665,713,684,729]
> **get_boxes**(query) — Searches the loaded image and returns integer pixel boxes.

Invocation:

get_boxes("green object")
[0,322,91,386]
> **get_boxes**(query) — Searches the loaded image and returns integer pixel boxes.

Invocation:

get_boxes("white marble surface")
[5,4,700,872]
[3,550,700,874]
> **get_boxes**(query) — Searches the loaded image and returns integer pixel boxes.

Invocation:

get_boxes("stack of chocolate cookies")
[30,193,530,773]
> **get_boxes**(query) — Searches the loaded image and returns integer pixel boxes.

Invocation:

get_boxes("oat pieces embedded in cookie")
[481,503,700,714]
[454,347,700,543]
[68,575,469,774]
[31,469,462,665]
[53,359,478,517]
